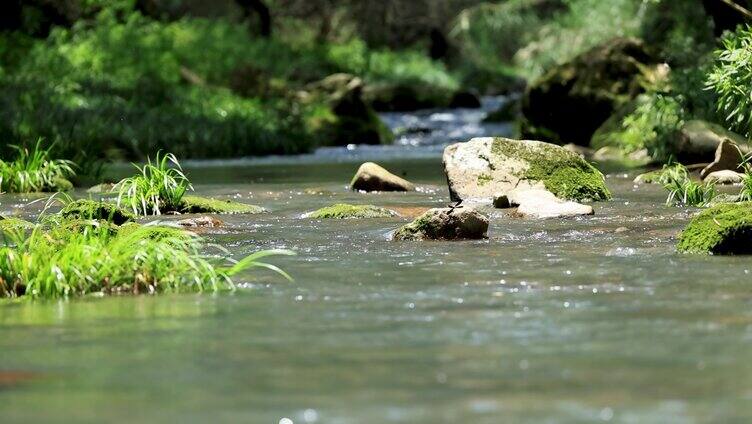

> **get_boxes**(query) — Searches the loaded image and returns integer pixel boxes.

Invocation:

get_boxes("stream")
[1,99,752,423]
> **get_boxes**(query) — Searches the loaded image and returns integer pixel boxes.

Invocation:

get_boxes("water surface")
[1,103,752,423]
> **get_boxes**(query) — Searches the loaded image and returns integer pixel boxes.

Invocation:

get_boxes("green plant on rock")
[662,163,716,207]
[115,152,192,216]
[0,223,294,298]
[0,139,75,193]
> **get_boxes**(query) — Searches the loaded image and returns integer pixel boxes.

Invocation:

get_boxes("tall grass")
[662,163,717,207]
[0,139,75,193]
[0,223,294,298]
[115,152,192,216]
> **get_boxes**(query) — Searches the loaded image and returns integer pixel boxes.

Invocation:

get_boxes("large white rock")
[442,137,610,204]
[501,188,594,219]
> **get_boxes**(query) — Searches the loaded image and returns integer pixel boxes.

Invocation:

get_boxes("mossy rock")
[443,137,611,203]
[363,81,456,112]
[677,203,752,254]
[116,222,193,244]
[60,200,136,225]
[393,207,489,241]
[305,204,397,219]
[0,216,34,231]
[179,196,265,215]
[52,177,74,192]
[521,38,664,145]
[51,219,120,237]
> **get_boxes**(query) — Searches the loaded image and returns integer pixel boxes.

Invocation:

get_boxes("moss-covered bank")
[677,203,752,254]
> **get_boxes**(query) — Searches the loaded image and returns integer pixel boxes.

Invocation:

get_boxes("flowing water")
[2,100,752,423]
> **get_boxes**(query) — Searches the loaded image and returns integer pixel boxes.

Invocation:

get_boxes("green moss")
[0,216,34,231]
[477,173,493,186]
[677,203,752,254]
[392,212,434,240]
[306,204,396,219]
[53,177,74,192]
[179,196,266,215]
[116,222,193,244]
[491,138,612,201]
[51,219,120,238]
[60,200,136,225]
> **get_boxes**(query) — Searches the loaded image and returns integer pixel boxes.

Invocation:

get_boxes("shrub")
[707,25,752,138]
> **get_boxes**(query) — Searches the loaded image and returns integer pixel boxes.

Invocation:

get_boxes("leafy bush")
[0,223,293,298]
[707,25,752,138]
[0,139,75,193]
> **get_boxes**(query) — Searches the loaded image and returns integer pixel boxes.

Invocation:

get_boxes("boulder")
[87,183,115,194]
[672,120,750,164]
[443,137,611,203]
[176,216,224,228]
[363,82,455,112]
[521,38,666,145]
[504,188,594,219]
[304,204,397,219]
[351,162,416,192]
[703,170,745,185]
[677,203,752,254]
[393,207,489,241]
[306,74,393,146]
[449,90,482,109]
[700,139,748,178]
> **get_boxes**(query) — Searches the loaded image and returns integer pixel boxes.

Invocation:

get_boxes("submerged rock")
[60,200,136,225]
[704,170,745,185]
[443,137,611,203]
[351,162,416,192]
[633,169,664,184]
[176,216,224,228]
[673,120,750,164]
[521,38,665,145]
[504,188,594,219]
[677,203,752,254]
[304,204,397,219]
[701,139,748,179]
[179,196,266,215]
[393,207,489,241]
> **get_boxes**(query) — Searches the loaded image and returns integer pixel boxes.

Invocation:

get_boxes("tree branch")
[718,0,752,20]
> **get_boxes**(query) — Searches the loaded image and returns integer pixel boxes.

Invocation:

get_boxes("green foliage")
[115,152,192,216]
[592,93,685,161]
[0,139,75,193]
[0,223,294,298]
[708,25,752,138]
[60,199,136,225]
[662,163,717,207]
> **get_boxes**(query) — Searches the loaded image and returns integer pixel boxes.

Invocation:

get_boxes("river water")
[1,100,752,423]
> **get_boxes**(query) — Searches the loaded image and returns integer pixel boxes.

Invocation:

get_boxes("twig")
[717,0,752,20]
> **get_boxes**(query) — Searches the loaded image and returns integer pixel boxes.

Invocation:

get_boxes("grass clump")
[0,139,75,193]
[707,25,752,138]
[305,204,396,219]
[0,223,294,298]
[490,138,611,202]
[661,164,717,207]
[677,202,752,254]
[0,217,34,232]
[115,152,192,216]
